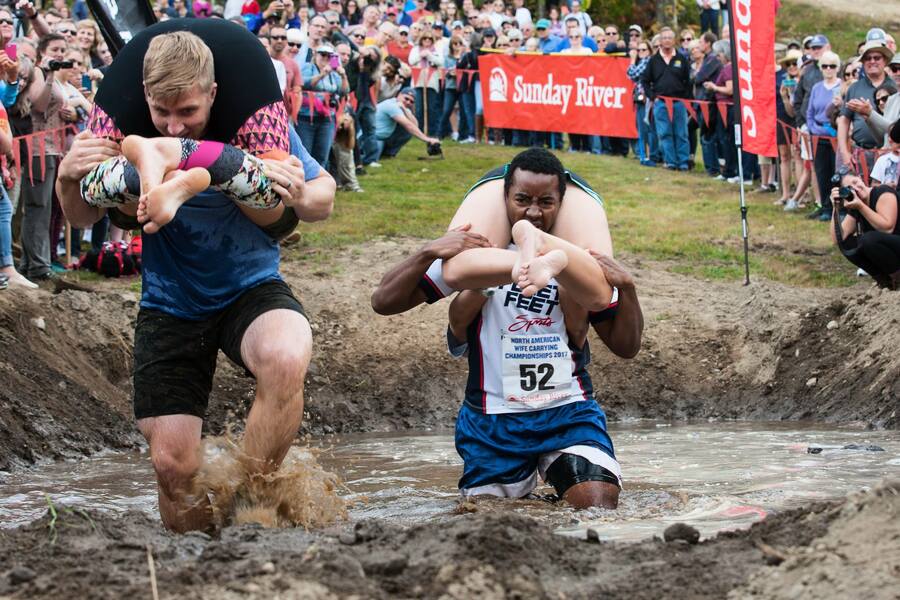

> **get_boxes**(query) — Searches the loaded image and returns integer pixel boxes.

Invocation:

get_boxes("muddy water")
[1,422,898,541]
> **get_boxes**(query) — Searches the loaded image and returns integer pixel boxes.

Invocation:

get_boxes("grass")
[297,139,855,288]
[776,1,878,58]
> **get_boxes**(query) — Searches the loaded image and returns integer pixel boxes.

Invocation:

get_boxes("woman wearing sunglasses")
[803,50,842,218]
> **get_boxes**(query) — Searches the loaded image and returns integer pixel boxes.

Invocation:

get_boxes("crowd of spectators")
[0,0,896,290]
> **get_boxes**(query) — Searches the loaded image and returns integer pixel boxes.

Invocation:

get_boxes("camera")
[48,59,73,71]
[837,186,854,202]
[426,141,442,157]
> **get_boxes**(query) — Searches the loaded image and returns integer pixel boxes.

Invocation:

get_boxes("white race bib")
[501,332,573,410]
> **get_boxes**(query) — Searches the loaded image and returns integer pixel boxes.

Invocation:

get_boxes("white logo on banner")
[489,67,508,102]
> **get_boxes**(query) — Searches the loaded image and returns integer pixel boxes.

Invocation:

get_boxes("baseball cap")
[535,18,550,30]
[507,28,522,40]
[809,34,828,48]
[286,28,303,43]
[399,86,415,97]
[398,25,409,33]
[628,24,643,36]
[432,21,443,29]
[317,43,335,54]
[867,28,887,44]
[801,35,814,48]
[451,20,463,29]
[482,27,496,37]
[785,39,801,50]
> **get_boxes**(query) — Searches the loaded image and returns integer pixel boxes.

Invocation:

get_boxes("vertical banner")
[480,53,637,138]
[732,0,777,158]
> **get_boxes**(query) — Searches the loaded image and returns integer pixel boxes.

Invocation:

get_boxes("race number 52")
[519,363,555,391]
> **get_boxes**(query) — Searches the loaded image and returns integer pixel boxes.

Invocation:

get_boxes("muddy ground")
[1,240,899,598]
[1,239,897,470]
[0,478,897,599]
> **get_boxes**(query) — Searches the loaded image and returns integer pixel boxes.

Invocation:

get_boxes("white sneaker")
[726,176,741,184]
[856,268,869,277]
[459,137,476,144]
[714,174,726,181]
[451,131,459,141]
[784,199,798,212]
[366,162,382,168]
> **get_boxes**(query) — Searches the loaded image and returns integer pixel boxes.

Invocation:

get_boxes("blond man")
[57,22,335,532]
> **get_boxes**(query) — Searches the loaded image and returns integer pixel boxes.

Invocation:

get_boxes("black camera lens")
[838,186,854,201]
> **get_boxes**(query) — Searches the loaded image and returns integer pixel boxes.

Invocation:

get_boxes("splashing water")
[192,436,347,529]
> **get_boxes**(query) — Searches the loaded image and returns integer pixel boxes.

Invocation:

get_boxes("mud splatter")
[193,436,347,530]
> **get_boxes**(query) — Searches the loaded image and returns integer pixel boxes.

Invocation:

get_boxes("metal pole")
[728,7,751,286]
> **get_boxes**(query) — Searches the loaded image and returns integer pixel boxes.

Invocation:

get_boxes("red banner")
[732,0,777,157]
[480,53,637,138]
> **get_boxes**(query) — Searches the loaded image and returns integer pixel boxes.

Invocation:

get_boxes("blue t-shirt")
[141,126,321,320]
[375,97,405,140]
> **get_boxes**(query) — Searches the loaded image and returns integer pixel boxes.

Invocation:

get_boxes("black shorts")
[133,279,306,420]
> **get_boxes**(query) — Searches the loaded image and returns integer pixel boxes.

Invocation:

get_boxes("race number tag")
[501,332,573,409]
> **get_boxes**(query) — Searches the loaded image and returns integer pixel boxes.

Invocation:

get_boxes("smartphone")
[329,54,340,69]
[4,43,16,62]
[82,73,91,90]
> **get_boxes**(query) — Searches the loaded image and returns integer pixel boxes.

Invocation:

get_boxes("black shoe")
[355,166,367,176]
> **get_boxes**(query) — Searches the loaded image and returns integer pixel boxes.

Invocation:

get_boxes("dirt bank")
[0,478,896,599]
[0,239,897,469]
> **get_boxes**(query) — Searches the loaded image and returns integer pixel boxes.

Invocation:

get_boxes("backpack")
[78,239,141,278]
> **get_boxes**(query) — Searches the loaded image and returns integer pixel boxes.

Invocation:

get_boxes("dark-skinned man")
[371,149,643,508]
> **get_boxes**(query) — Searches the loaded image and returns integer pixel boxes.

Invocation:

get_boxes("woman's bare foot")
[511,219,544,284]
[121,135,185,196]
[517,249,568,297]
[139,168,211,234]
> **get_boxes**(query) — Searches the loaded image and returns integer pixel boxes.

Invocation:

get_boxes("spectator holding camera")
[299,43,349,169]
[18,33,67,282]
[831,159,900,289]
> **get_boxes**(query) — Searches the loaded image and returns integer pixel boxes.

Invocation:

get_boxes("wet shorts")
[455,400,622,498]
[132,279,306,420]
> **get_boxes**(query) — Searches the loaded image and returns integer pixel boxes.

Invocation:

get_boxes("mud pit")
[1,240,899,597]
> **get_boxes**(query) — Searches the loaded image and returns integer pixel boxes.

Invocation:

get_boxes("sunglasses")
[863,54,885,62]
[0,18,13,25]
[876,95,890,103]
[270,35,287,40]
[288,42,301,47]
[605,30,617,35]
[59,29,77,35]
[843,71,854,78]
[399,31,408,35]
[629,32,640,37]
[681,37,693,42]
[890,65,900,73]
[820,63,838,69]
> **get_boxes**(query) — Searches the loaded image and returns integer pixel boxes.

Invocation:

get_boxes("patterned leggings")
[80,139,281,209]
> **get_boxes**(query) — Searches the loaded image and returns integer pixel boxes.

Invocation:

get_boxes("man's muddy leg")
[137,414,212,532]
[239,309,312,472]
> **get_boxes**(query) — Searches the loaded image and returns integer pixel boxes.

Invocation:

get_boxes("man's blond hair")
[143,31,215,100]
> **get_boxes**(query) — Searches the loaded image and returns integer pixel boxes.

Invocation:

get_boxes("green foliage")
[776,1,870,58]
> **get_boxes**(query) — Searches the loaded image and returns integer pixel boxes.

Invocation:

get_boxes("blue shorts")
[455,400,621,497]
